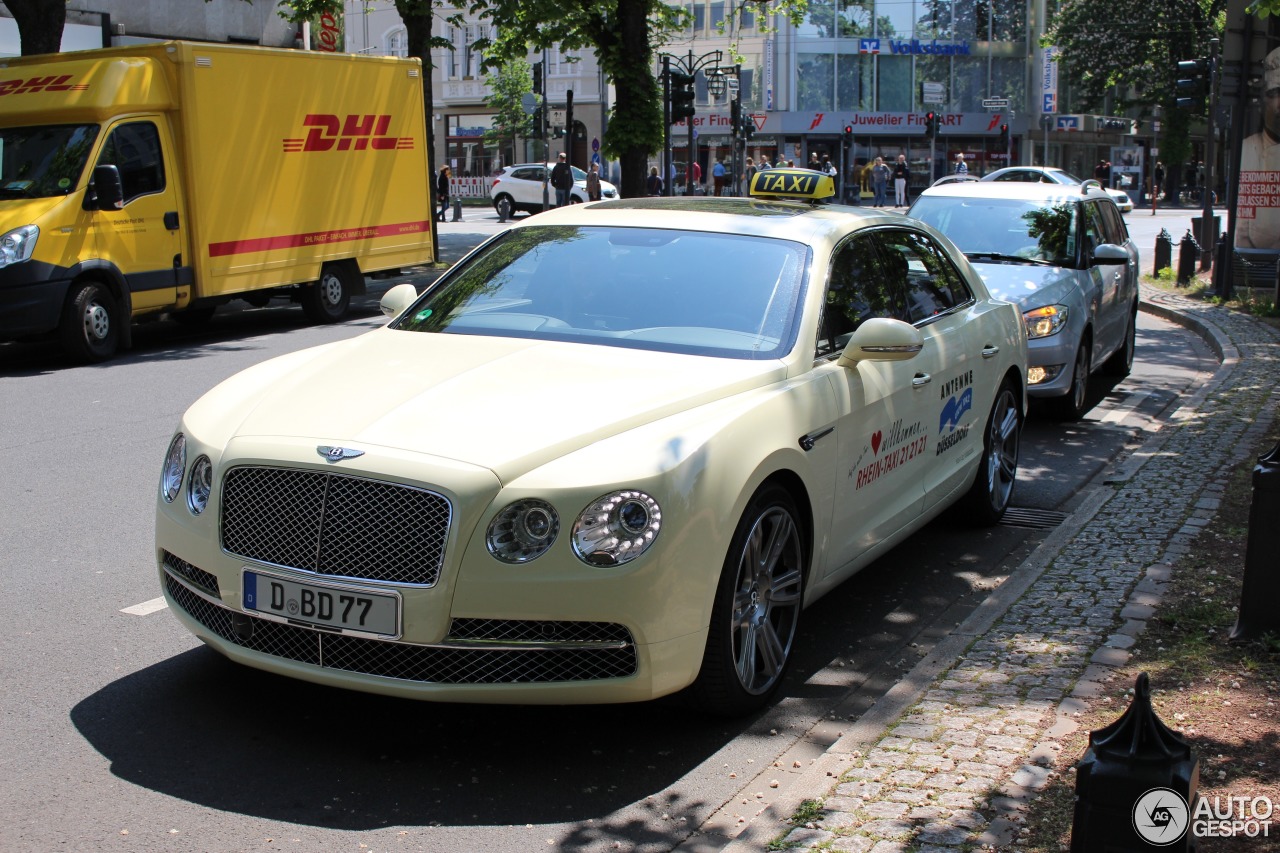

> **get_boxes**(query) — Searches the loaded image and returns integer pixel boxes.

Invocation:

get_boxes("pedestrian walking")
[585,162,602,201]
[646,166,664,196]
[822,155,838,179]
[743,157,757,194]
[1154,161,1165,201]
[893,154,910,206]
[691,160,702,193]
[712,158,727,196]
[870,156,891,207]
[436,164,451,222]
[550,153,574,207]
[953,152,968,175]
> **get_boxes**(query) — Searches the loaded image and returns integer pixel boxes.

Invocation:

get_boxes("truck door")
[91,119,183,314]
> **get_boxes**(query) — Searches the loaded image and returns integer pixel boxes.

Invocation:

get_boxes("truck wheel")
[60,281,119,363]
[691,483,805,716]
[302,263,355,323]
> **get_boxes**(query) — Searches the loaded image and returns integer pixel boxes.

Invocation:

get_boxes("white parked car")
[981,166,1135,213]
[489,162,618,215]
[156,170,1027,716]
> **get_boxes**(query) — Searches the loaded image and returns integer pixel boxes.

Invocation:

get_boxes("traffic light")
[741,115,755,141]
[843,124,854,144]
[669,70,695,121]
[730,98,741,127]
[1175,58,1209,110]
[532,61,543,95]
[999,123,1010,148]
[925,111,939,139]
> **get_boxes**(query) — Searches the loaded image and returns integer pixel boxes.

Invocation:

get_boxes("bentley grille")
[164,573,639,684]
[220,466,450,587]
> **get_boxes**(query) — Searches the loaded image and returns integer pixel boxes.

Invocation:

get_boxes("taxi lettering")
[758,173,817,194]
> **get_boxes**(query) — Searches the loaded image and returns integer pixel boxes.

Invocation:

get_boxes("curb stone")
[713,285,1279,852]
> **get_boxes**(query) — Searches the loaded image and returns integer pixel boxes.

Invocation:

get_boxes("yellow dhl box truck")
[0,41,434,362]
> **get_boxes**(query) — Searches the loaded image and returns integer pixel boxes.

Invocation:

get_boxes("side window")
[96,122,165,204]
[875,229,974,324]
[1098,200,1128,244]
[816,235,909,359]
[1081,201,1108,255]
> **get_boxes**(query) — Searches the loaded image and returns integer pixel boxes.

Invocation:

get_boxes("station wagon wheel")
[693,483,805,716]
[60,280,119,363]
[1102,303,1137,378]
[964,381,1021,526]
[1051,340,1091,421]
[301,262,356,323]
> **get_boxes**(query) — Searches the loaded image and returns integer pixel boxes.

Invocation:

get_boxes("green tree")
[1046,0,1224,198]
[5,0,67,56]
[483,58,537,164]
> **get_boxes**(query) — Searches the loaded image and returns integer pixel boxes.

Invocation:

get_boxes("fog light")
[1027,365,1063,385]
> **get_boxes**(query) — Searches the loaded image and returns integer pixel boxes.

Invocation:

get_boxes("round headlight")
[160,433,186,503]
[486,499,560,563]
[572,490,661,567]
[187,455,212,515]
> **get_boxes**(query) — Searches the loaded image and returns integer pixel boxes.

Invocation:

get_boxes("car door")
[871,228,994,511]
[814,232,929,577]
[1098,199,1139,310]
[90,119,183,314]
[1082,200,1125,359]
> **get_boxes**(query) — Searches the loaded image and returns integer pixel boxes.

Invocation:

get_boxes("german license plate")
[242,569,400,638]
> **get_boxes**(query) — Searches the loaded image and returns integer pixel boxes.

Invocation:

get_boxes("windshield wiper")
[964,251,1054,266]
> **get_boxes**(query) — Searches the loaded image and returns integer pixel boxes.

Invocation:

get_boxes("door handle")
[912,373,931,388]
[981,345,1000,359]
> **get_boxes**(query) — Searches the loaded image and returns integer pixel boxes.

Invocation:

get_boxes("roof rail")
[1080,179,1103,194]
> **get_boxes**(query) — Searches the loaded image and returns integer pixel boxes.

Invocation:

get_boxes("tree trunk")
[5,0,67,56]
[396,1,439,261]
[607,0,663,200]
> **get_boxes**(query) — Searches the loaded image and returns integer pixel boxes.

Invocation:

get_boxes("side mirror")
[86,165,124,211]
[1093,244,1129,265]
[837,317,924,368]
[379,283,418,319]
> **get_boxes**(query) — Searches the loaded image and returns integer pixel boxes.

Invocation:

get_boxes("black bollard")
[1071,673,1199,852]
[496,196,512,223]
[1177,230,1200,286]
[1230,441,1280,642]
[1153,228,1173,276]
[451,198,463,222]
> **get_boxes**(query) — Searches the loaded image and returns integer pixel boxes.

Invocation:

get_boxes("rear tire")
[59,281,119,363]
[1101,306,1136,378]
[301,262,356,323]
[963,381,1021,525]
[691,483,805,716]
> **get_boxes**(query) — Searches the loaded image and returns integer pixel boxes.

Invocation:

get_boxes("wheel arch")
[64,260,132,350]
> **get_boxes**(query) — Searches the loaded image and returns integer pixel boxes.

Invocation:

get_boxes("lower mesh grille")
[164,574,638,684]
[162,551,221,598]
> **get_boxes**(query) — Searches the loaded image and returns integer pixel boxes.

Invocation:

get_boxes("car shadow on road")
[68,646,728,831]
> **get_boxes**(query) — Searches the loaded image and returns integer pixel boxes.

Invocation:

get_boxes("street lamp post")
[659,49,723,196]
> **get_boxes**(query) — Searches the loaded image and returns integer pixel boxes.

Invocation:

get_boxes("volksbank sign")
[860,38,971,55]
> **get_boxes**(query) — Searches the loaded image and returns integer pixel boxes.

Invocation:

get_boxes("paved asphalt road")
[0,204,1220,852]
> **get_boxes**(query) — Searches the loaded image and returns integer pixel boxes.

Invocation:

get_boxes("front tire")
[60,281,119,363]
[963,381,1021,525]
[1050,339,1091,421]
[691,483,806,716]
[301,262,356,324]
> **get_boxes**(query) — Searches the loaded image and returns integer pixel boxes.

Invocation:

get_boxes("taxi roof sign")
[749,168,835,202]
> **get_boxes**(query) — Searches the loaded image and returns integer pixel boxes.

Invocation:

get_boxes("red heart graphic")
[871,431,882,454]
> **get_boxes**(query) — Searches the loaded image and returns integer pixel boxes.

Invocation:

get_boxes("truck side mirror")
[86,165,125,211]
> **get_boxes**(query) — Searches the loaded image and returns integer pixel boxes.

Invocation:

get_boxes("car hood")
[972,262,1081,308]
[201,329,787,483]
[0,195,70,228]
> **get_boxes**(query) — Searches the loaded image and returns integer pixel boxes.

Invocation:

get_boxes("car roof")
[915,179,1112,204]
[504,196,915,247]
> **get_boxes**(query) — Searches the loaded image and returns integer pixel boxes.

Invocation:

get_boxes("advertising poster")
[1110,145,1143,195]
[1235,45,1280,250]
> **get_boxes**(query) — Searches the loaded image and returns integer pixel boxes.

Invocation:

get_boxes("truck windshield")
[0,124,100,200]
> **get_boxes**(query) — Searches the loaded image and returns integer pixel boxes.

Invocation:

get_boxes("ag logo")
[1132,787,1190,845]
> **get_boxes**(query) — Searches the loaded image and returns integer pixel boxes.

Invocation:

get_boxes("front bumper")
[1024,332,1080,399]
[0,261,71,340]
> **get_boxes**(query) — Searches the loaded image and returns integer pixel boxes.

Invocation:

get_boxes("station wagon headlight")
[1023,304,1069,339]
[160,433,186,503]
[0,225,38,268]
[487,498,560,563]
[187,455,212,515]
[572,490,661,567]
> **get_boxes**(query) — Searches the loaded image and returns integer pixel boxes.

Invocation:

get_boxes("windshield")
[0,124,100,200]
[910,196,1079,268]
[394,225,810,359]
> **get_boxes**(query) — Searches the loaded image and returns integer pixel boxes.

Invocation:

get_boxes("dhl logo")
[283,114,415,152]
[0,75,89,95]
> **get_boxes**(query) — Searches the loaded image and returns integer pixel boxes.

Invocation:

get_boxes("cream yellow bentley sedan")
[156,171,1028,716]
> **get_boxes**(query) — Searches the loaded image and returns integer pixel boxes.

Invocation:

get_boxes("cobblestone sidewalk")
[737,287,1280,852]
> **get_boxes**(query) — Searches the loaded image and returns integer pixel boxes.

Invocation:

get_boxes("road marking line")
[121,597,169,616]
[1099,390,1152,424]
